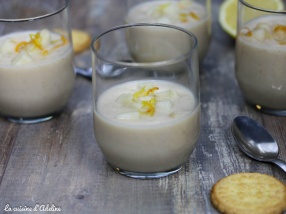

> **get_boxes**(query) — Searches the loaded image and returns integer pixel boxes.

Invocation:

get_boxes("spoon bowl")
[75,67,92,80]
[232,116,286,173]
[75,59,133,80]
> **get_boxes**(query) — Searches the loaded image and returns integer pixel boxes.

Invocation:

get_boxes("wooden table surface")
[1,0,286,213]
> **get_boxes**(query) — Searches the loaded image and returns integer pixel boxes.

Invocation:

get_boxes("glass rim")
[91,23,198,68]
[238,0,286,14]
[0,0,69,22]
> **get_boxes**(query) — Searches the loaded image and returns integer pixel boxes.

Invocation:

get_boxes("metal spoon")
[232,115,286,173]
[75,67,92,80]
[75,65,128,79]
[75,59,132,79]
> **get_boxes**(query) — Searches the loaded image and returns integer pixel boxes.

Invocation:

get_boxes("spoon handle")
[271,159,286,173]
[75,67,92,80]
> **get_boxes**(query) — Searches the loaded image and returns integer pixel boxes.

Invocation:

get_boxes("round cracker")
[211,173,286,214]
[71,29,91,54]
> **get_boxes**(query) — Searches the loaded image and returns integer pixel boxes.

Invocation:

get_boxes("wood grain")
[0,122,20,184]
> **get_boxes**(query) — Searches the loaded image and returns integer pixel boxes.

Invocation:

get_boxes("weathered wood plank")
[0,122,20,184]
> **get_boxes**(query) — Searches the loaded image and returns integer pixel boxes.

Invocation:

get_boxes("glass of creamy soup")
[125,0,211,62]
[235,0,286,116]
[0,0,75,123]
[91,23,201,179]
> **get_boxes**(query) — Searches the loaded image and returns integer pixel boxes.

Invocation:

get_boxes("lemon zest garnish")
[152,1,200,24]
[52,35,68,50]
[147,87,159,95]
[141,98,156,116]
[274,25,286,32]
[240,27,253,37]
[116,85,177,119]
[133,86,159,99]
[189,12,199,20]
[273,25,286,44]
[30,33,44,50]
[15,32,46,55]
[133,87,147,99]
[179,13,188,23]
[42,50,49,56]
[132,86,159,116]
[15,41,28,52]
[243,24,286,44]
[246,31,252,37]
[14,31,68,55]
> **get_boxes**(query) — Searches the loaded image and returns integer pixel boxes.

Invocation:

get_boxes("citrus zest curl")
[189,12,199,20]
[14,30,68,55]
[141,98,156,116]
[132,86,159,116]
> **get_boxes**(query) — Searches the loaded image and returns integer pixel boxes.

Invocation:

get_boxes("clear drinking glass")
[125,0,212,62]
[92,23,201,179]
[0,0,75,123]
[236,0,286,116]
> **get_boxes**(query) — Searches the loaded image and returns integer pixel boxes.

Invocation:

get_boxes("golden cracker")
[211,173,286,214]
[71,29,91,54]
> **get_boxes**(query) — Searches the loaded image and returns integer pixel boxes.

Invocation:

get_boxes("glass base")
[110,164,182,179]
[5,115,54,124]
[251,104,286,116]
